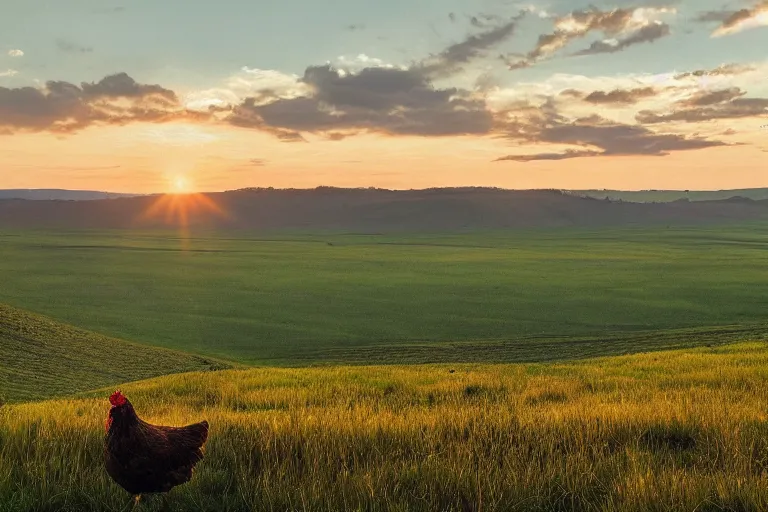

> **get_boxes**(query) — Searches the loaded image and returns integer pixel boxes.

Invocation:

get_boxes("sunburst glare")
[139,187,230,248]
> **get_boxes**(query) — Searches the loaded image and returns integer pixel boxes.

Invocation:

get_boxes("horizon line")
[3,185,768,196]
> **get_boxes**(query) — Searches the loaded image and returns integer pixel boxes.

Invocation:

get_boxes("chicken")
[104,390,209,502]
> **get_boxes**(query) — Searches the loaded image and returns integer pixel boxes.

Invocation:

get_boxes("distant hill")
[0,187,767,231]
[0,189,140,201]
[568,188,768,203]
[0,303,230,402]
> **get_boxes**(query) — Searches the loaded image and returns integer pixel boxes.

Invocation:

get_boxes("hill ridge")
[1,188,767,231]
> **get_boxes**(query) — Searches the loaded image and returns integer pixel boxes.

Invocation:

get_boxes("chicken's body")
[104,391,209,497]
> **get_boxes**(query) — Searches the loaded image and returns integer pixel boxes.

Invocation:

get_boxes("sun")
[170,176,192,194]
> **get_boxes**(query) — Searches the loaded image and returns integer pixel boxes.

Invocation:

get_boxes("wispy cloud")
[573,22,670,55]
[637,96,768,123]
[581,86,659,104]
[673,63,756,80]
[503,6,675,69]
[56,39,93,53]
[0,69,19,77]
[710,1,768,37]
[496,149,601,161]
[496,114,729,161]
[7,49,24,58]
[421,11,527,77]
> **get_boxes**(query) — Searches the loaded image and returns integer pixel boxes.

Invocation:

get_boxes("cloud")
[334,54,399,71]
[0,73,205,134]
[0,69,18,78]
[694,9,738,23]
[80,72,177,103]
[573,22,670,55]
[7,49,23,57]
[92,6,125,14]
[504,6,675,69]
[582,86,658,104]
[468,13,504,28]
[540,116,727,154]
[249,158,267,166]
[711,2,768,37]
[495,149,601,161]
[673,63,756,80]
[56,39,93,53]
[496,114,729,161]
[227,65,493,137]
[421,12,526,77]
[637,97,768,123]
[678,87,746,107]
[221,13,531,139]
[184,67,306,110]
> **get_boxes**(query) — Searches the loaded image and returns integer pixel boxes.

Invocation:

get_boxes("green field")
[1,226,768,365]
[3,342,768,511]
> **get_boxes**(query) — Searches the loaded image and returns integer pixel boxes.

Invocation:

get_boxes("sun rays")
[138,192,230,248]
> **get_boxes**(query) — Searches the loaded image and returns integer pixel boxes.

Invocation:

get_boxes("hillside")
[1,187,767,231]
[569,188,768,203]
[0,303,230,403]
[3,342,768,510]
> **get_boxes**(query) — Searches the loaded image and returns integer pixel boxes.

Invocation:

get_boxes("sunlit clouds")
[712,2,768,37]
[1,0,767,192]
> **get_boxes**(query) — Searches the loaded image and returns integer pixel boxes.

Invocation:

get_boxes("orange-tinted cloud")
[0,73,209,134]
[709,2,768,37]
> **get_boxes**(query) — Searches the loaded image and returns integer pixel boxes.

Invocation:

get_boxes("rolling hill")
[0,187,767,231]
[0,189,140,201]
[0,303,231,403]
[568,188,768,203]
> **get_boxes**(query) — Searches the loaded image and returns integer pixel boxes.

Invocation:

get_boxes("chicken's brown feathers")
[104,392,209,496]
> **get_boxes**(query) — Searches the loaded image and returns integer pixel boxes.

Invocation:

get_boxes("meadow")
[3,342,768,511]
[1,225,768,365]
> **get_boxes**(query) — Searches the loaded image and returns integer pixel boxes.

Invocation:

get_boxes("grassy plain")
[0,304,230,403]
[1,226,768,364]
[3,342,768,511]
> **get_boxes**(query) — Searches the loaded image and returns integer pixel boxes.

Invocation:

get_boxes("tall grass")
[3,342,768,511]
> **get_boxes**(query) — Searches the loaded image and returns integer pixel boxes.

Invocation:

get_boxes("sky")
[1,0,767,193]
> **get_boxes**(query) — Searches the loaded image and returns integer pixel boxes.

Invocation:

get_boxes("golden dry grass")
[2,342,768,511]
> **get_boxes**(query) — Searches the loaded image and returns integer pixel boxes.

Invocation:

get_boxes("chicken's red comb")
[109,390,127,406]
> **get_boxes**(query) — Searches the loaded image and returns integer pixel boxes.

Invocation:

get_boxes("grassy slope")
[0,304,231,403]
[1,227,768,364]
[3,342,768,511]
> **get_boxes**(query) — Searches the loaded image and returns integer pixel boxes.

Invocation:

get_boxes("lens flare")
[139,192,230,249]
